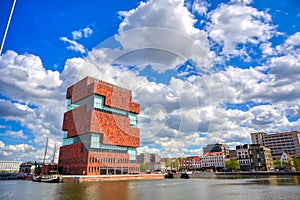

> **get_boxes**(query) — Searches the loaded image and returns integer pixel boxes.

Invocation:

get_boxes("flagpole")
[0,0,17,55]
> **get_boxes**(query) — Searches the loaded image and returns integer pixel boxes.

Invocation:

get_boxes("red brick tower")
[58,76,140,175]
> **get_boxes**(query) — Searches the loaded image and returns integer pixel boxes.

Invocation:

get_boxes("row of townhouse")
[181,131,300,171]
[174,144,273,172]
[138,144,273,172]
[138,132,300,172]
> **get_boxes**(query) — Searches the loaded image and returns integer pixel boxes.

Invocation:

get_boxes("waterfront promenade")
[2,171,300,182]
[214,171,300,176]
[62,174,165,182]
[63,171,300,182]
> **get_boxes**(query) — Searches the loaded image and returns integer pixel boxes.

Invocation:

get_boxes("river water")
[1,176,300,200]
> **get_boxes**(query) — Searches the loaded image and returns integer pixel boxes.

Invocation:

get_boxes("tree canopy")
[225,159,240,171]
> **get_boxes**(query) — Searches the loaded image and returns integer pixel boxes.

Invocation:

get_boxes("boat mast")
[51,144,56,164]
[43,137,49,165]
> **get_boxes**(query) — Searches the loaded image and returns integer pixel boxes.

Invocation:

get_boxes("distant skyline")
[0,0,300,162]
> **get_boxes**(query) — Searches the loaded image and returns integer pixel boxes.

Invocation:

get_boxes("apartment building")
[249,144,273,171]
[251,131,300,159]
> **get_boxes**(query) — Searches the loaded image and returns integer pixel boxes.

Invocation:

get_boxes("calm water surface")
[1,176,300,200]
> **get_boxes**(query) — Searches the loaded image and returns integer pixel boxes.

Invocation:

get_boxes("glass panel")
[129,112,138,127]
[63,138,74,146]
[63,131,68,138]
[91,133,100,148]
[94,95,128,116]
[66,99,79,111]
[128,148,137,161]
[94,95,104,109]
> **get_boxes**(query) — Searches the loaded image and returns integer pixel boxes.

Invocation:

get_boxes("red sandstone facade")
[58,77,140,175]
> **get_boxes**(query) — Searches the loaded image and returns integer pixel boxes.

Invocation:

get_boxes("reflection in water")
[293,176,299,185]
[57,181,137,199]
[247,176,300,186]
[56,177,300,200]
[1,176,300,200]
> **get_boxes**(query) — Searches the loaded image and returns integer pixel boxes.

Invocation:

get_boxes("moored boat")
[180,173,190,179]
[32,175,63,183]
[164,171,174,179]
[32,170,63,183]
[32,138,63,183]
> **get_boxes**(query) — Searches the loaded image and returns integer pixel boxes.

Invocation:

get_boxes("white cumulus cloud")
[60,37,86,54]
[206,2,275,57]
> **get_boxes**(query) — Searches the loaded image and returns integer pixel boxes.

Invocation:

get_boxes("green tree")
[140,163,150,172]
[293,156,300,171]
[273,160,282,170]
[165,158,172,169]
[175,158,179,169]
[179,157,183,170]
[282,160,292,170]
[225,159,240,172]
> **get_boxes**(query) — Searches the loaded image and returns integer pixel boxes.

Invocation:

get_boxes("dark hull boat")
[33,139,63,183]
[180,173,190,179]
[164,171,174,179]
[32,172,63,183]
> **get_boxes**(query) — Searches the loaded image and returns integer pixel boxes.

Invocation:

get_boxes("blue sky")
[0,0,300,162]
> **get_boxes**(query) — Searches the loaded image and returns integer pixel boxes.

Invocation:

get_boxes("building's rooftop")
[87,76,131,92]
[202,152,225,157]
